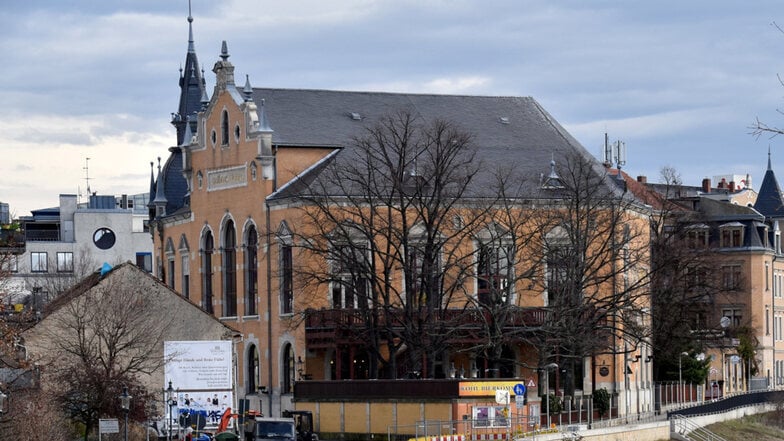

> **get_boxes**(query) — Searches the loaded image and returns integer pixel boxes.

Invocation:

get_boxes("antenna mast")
[83,157,92,197]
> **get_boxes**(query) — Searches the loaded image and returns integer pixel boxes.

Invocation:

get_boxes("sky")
[2,0,784,217]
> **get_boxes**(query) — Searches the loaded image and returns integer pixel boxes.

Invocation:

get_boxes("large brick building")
[148,13,653,433]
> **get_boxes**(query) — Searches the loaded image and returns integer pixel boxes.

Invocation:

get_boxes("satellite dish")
[720,316,731,328]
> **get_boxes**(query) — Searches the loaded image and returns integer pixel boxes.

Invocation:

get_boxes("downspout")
[266,198,273,415]
[265,153,277,415]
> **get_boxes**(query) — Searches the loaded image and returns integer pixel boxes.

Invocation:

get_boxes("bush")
[594,388,611,418]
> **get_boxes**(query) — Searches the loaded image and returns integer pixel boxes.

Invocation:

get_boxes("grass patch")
[701,412,784,441]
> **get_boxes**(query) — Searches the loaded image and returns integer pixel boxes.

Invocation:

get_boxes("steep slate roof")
[754,154,784,218]
[256,88,608,200]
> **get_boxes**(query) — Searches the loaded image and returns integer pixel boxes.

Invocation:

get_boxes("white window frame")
[31,252,48,273]
[56,251,74,273]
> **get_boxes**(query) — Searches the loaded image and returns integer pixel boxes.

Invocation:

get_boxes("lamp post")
[166,381,175,441]
[542,363,558,429]
[678,352,688,404]
[119,385,132,441]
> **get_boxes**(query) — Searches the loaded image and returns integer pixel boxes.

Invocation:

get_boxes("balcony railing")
[24,230,60,242]
[304,306,548,348]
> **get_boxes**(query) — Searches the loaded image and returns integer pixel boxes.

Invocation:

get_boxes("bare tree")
[34,272,172,440]
[289,110,490,379]
[515,153,653,399]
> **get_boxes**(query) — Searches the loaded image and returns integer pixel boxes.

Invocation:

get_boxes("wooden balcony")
[304,307,547,349]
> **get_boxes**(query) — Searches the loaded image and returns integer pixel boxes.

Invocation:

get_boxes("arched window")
[223,219,237,317]
[221,110,229,146]
[202,230,214,314]
[282,344,295,394]
[247,344,259,394]
[245,225,258,316]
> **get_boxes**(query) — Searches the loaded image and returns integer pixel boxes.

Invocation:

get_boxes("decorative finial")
[220,41,230,61]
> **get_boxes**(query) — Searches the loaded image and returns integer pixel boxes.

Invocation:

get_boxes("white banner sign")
[164,340,232,390]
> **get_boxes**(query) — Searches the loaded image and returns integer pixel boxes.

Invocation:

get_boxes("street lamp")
[542,363,559,429]
[166,381,175,441]
[678,352,688,404]
[119,385,132,441]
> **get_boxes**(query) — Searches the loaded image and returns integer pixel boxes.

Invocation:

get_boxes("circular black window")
[93,227,116,250]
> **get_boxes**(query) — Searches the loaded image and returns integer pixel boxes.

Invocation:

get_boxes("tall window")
[223,220,237,317]
[247,344,259,394]
[31,252,47,272]
[721,265,742,291]
[331,244,369,309]
[245,226,258,316]
[405,244,442,308]
[544,226,575,306]
[221,110,229,146]
[167,258,175,289]
[56,252,73,273]
[203,231,214,314]
[181,255,190,299]
[477,244,513,306]
[282,344,295,394]
[281,243,293,314]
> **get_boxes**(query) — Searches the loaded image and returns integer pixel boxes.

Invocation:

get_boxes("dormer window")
[720,222,744,247]
[686,224,709,248]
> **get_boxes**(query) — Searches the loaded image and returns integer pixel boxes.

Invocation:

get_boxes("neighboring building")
[0,202,9,225]
[148,13,653,432]
[637,152,784,395]
[2,193,152,309]
[20,262,238,415]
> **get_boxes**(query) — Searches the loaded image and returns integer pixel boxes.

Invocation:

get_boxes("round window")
[93,227,116,250]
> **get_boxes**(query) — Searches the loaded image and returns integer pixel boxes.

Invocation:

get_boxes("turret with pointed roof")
[172,1,207,145]
[753,148,784,218]
[151,2,205,219]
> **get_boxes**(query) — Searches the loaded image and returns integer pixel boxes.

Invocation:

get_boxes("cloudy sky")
[2,0,784,217]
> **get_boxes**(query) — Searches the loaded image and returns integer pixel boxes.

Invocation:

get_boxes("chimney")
[702,178,711,193]
[718,178,727,189]
[729,181,736,192]
[637,176,647,184]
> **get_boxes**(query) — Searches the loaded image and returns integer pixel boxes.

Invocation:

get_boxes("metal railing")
[670,414,727,441]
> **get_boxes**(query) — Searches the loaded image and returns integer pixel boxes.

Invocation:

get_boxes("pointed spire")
[187,0,195,53]
[201,88,210,110]
[258,98,272,132]
[243,75,253,102]
[182,116,194,147]
[153,157,168,205]
[769,145,772,170]
[220,40,230,61]
[148,161,156,206]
